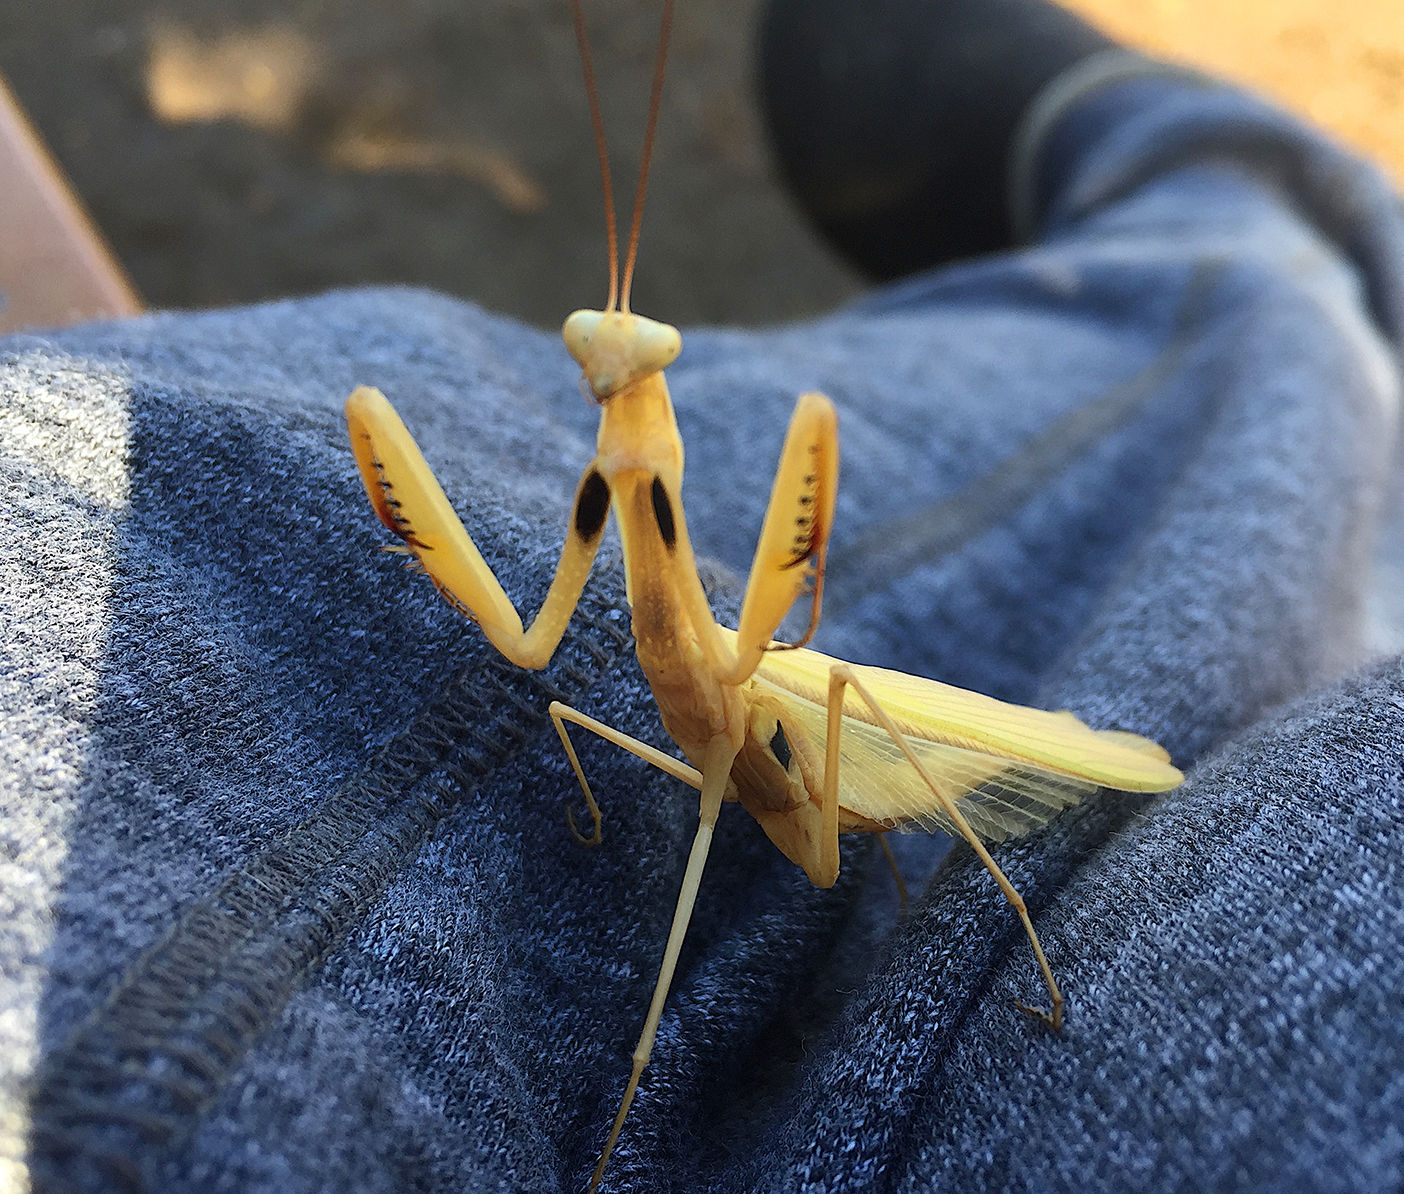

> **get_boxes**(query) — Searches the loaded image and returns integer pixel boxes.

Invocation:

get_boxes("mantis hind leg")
[824,664,1064,1030]
[542,711,726,1190]
[878,835,910,915]
[548,701,702,845]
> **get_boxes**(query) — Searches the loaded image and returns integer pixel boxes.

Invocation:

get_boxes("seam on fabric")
[25,591,634,1191]
[1008,50,1220,244]
[825,259,1224,615]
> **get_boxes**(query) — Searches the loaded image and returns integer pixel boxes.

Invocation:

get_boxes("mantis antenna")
[569,0,675,314]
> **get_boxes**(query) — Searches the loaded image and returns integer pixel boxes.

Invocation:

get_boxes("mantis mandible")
[345,3,1185,1188]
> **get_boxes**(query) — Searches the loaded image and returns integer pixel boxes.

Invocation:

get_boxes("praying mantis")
[345,2,1185,1189]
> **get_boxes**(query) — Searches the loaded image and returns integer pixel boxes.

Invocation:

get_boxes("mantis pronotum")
[345,3,1184,1188]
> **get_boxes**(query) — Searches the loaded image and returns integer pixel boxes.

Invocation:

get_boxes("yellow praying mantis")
[345,2,1184,1188]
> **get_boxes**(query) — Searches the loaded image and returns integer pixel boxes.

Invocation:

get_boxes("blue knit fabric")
[3,67,1402,1192]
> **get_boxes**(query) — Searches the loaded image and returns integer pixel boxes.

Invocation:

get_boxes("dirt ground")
[2,1,1401,330]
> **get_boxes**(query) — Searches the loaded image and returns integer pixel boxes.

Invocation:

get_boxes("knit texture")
[3,71,1403,1192]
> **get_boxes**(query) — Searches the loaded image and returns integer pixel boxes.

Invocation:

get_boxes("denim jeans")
[3,58,1403,1192]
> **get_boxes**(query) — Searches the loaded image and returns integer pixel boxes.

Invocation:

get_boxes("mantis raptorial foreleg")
[824,665,1065,1030]
[549,700,703,845]
[721,391,839,684]
[346,385,610,669]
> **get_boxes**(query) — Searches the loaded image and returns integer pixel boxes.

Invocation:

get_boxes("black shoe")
[758,0,1121,278]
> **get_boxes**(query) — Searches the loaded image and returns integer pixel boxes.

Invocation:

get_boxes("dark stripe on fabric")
[825,260,1223,613]
[27,603,631,1191]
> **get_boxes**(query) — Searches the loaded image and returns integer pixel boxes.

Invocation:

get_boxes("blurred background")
[2,0,1401,330]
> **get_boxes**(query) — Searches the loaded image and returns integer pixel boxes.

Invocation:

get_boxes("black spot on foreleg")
[650,476,677,550]
[575,470,611,541]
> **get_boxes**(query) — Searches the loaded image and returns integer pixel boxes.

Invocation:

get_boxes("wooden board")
[0,75,141,334]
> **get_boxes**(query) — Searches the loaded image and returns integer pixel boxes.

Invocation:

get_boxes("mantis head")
[564,309,682,401]
[565,0,679,408]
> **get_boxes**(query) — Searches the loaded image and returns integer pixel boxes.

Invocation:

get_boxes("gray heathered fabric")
[3,71,1404,1192]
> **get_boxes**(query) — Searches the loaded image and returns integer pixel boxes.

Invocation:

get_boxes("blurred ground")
[1,0,1401,330]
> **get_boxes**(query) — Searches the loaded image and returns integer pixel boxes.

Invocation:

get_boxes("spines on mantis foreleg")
[347,386,524,643]
[723,391,838,684]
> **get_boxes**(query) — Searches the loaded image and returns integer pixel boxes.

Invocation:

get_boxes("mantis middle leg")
[548,700,702,844]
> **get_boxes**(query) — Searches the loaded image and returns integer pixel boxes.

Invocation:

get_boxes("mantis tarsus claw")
[1014,1000,1063,1032]
[565,803,602,847]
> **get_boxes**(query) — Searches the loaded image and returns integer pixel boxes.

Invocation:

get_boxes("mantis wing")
[717,629,1183,843]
